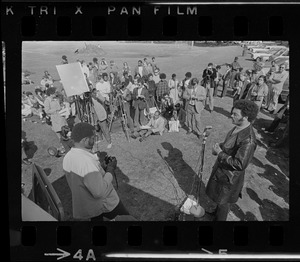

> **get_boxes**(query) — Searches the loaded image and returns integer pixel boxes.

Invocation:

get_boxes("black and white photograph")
[21,40,289,222]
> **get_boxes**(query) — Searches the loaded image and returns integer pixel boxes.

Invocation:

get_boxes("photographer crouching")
[63,122,130,221]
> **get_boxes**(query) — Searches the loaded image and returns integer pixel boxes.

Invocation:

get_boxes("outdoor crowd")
[21,49,289,221]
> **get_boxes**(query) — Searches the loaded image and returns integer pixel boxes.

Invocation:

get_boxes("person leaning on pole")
[63,122,130,221]
[205,99,259,221]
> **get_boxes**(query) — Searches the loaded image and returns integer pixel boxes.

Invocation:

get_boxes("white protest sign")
[56,62,89,97]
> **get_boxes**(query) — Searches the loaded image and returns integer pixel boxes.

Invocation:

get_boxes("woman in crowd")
[44,87,67,152]
[91,88,113,149]
[26,91,44,119]
[248,75,269,111]
[122,62,131,76]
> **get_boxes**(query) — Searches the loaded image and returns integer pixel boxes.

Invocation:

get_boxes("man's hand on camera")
[107,157,117,170]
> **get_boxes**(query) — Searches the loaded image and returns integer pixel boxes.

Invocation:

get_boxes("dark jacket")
[206,125,257,204]
[132,87,149,109]
[202,68,217,87]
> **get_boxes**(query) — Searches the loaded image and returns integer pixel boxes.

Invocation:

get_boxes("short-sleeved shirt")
[63,148,119,219]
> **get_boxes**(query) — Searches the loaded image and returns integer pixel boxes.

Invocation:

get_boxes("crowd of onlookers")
[21,49,290,164]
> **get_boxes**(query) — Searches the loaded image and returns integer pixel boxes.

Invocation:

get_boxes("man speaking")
[206,100,259,221]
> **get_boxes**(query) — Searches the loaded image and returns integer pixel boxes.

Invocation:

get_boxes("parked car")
[250,45,287,53]
[251,48,286,62]
[268,48,289,62]
[274,57,289,70]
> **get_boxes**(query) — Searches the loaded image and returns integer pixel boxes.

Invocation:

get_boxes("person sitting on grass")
[25,91,44,120]
[160,93,174,120]
[22,94,33,119]
[262,95,289,135]
[168,110,180,133]
[136,110,166,142]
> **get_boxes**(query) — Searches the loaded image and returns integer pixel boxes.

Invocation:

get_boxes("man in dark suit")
[221,63,233,98]
[132,79,149,127]
[206,99,258,221]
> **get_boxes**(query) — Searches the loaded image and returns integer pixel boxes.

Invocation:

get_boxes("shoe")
[196,133,202,139]
[186,130,192,135]
[107,143,112,149]
[22,159,32,165]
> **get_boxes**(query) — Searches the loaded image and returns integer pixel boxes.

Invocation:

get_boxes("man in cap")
[63,122,129,221]
[156,73,169,107]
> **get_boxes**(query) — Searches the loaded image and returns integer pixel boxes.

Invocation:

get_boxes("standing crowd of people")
[22,48,289,221]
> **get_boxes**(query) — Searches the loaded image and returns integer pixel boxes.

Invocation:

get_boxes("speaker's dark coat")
[206,125,257,204]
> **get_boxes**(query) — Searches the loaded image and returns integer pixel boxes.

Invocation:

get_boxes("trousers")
[90,200,129,221]
[134,106,147,127]
[205,87,214,111]
[267,88,281,112]
[98,119,111,144]
[186,104,202,135]
[215,203,230,221]
[123,102,135,132]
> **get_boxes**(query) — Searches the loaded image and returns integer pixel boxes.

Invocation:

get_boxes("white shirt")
[138,87,143,96]
[129,84,138,93]
[153,74,160,84]
[81,64,90,78]
[63,147,119,219]
[138,66,143,77]
[96,81,111,101]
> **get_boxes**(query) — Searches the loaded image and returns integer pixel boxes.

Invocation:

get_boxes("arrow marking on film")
[44,248,70,260]
[201,248,213,254]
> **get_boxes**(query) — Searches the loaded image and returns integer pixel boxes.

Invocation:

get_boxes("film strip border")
[4,1,300,260]
[12,223,295,260]
[2,3,300,39]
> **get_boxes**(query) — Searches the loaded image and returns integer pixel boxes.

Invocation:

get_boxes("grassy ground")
[21,42,289,221]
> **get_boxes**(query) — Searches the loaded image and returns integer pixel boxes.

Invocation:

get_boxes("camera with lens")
[105,155,115,165]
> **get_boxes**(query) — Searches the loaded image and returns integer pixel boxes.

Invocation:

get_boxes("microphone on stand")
[202,126,213,144]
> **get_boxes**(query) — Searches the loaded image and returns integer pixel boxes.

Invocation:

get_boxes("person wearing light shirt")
[267,63,289,113]
[63,122,129,221]
[81,60,90,78]
[168,73,180,104]
[95,75,111,102]
[182,78,206,138]
[137,111,166,142]
[152,68,161,84]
